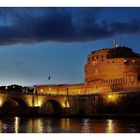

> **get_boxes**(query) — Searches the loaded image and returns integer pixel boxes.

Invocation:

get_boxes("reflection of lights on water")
[61,118,70,131]
[0,120,2,132]
[35,119,43,133]
[46,120,52,133]
[27,119,33,133]
[106,119,114,133]
[27,119,43,133]
[15,117,20,133]
[81,119,90,133]
[28,119,42,133]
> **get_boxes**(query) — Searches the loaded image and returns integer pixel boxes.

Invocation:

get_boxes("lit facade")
[36,46,140,95]
[1,45,140,115]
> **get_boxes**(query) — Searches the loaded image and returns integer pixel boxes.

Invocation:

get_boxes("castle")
[36,44,140,96]
[1,43,140,115]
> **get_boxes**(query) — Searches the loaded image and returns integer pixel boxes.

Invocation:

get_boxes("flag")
[48,75,51,80]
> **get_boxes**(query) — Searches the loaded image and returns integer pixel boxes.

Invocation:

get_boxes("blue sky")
[0,7,140,86]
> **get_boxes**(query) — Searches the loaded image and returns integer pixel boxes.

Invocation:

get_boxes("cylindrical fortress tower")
[85,46,140,88]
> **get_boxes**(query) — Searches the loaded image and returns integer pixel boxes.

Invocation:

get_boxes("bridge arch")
[0,97,30,114]
[40,98,63,115]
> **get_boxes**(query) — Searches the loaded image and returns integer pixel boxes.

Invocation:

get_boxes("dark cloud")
[111,20,140,34]
[0,8,140,45]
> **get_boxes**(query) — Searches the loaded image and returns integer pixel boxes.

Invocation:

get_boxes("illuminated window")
[130,76,134,82]
[124,59,129,64]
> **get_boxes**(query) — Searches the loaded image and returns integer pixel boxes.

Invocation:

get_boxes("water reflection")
[106,119,114,133]
[27,119,33,133]
[45,120,52,133]
[81,119,90,133]
[33,119,42,133]
[61,118,70,131]
[0,120,2,133]
[0,117,139,133]
[27,118,43,133]
[14,117,20,133]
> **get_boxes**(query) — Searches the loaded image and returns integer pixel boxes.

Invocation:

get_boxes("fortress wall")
[36,83,85,95]
[85,57,140,87]
[35,46,140,101]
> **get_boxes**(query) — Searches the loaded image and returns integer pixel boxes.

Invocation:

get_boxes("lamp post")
[32,86,37,107]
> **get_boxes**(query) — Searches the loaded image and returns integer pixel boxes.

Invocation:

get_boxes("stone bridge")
[0,90,100,116]
[0,89,139,116]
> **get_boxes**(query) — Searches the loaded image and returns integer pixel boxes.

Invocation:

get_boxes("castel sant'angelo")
[33,42,140,114]
[36,42,140,96]
[1,41,140,115]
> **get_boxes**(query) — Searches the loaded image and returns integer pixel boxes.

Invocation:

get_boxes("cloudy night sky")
[0,7,140,86]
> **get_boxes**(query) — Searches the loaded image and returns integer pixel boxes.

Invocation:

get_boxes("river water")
[0,117,140,133]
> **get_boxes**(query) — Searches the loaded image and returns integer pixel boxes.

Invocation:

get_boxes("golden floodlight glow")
[0,98,3,107]
[38,100,41,107]
[40,89,43,92]
[62,98,70,108]
[34,103,38,107]
[108,95,112,99]
[0,101,1,107]
[34,99,42,107]
[66,101,70,108]
[107,94,118,103]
